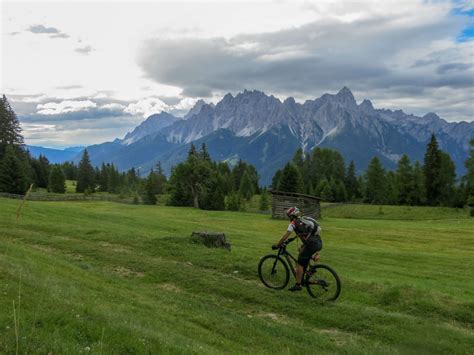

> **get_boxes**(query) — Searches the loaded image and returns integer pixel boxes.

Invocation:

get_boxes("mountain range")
[43,87,473,185]
[27,145,84,164]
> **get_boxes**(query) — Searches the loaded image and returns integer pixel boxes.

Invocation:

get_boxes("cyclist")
[273,207,322,291]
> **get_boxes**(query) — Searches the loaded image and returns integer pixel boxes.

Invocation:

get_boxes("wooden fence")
[270,190,322,219]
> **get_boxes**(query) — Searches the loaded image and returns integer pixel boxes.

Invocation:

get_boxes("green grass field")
[0,198,473,353]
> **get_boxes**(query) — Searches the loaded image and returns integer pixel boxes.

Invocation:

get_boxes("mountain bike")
[258,237,341,301]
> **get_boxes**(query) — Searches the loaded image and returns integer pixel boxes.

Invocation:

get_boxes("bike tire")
[305,264,341,301]
[258,255,290,290]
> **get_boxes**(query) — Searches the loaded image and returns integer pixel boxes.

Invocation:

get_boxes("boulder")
[191,231,231,251]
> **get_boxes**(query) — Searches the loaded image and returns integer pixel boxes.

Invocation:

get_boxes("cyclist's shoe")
[288,283,302,291]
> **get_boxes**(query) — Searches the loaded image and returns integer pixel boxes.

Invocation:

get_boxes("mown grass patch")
[0,198,473,353]
[321,203,471,220]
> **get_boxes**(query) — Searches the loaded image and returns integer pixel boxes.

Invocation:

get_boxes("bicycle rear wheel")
[258,255,290,290]
[305,264,341,301]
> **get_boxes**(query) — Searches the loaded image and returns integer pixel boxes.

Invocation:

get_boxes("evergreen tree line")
[0,95,36,194]
[62,149,167,203]
[272,134,474,208]
[167,143,260,210]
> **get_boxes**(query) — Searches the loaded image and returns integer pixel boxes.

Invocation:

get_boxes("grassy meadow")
[0,197,473,353]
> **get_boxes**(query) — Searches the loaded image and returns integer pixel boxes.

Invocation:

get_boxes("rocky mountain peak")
[184,99,208,119]
[423,112,441,121]
[335,86,357,108]
[122,111,178,145]
[359,99,375,113]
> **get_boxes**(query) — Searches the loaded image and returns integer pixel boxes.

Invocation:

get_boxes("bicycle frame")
[275,237,315,280]
[277,246,298,279]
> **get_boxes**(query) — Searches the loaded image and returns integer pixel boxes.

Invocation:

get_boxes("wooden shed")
[270,190,322,219]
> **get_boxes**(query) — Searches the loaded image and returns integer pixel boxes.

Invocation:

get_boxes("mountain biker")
[273,207,322,291]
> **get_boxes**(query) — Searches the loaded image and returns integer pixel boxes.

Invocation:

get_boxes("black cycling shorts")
[297,237,322,267]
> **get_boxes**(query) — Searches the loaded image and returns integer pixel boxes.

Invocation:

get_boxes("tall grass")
[0,198,473,353]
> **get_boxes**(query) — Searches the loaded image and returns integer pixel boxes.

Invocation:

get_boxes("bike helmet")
[286,206,301,220]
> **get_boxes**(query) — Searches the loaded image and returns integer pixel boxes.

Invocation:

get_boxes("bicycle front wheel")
[305,264,341,301]
[258,255,290,290]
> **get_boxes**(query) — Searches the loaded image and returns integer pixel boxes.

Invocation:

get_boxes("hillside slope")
[0,199,473,353]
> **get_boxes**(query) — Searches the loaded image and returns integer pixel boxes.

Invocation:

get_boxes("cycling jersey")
[287,216,321,242]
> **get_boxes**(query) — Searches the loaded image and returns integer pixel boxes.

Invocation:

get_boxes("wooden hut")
[270,190,322,219]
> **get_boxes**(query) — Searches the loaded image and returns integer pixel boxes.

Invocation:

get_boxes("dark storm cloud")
[137,14,472,99]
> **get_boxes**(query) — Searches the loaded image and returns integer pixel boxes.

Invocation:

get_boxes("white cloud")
[124,98,170,118]
[173,97,199,111]
[100,103,126,110]
[37,100,97,115]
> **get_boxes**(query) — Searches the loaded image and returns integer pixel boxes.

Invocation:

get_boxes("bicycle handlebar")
[272,236,297,250]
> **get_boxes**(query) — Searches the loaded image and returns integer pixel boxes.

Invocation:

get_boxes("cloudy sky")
[1,0,473,148]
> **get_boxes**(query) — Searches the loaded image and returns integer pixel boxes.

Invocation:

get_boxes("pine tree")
[201,182,225,210]
[365,157,387,204]
[76,149,96,193]
[107,164,121,194]
[302,154,312,195]
[396,154,413,205]
[385,171,399,205]
[169,145,213,208]
[125,167,140,192]
[0,96,32,193]
[357,175,366,200]
[345,161,359,200]
[292,148,304,167]
[333,179,347,202]
[0,146,28,194]
[464,139,474,205]
[278,163,303,193]
[98,163,109,192]
[239,171,254,200]
[168,165,193,207]
[423,134,442,205]
[48,165,66,193]
[188,143,198,159]
[320,179,334,201]
[143,170,158,205]
[217,162,233,194]
[438,151,456,206]
[0,95,24,157]
[271,169,282,191]
[411,161,426,205]
[154,162,167,194]
[199,143,211,162]
[311,148,345,186]
[39,155,50,188]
